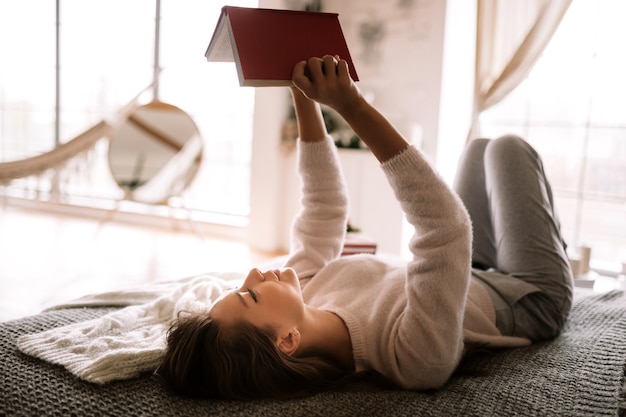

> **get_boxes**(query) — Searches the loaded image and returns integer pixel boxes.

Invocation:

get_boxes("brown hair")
[156,311,355,400]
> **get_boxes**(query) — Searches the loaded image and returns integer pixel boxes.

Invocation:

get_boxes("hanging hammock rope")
[0,121,112,184]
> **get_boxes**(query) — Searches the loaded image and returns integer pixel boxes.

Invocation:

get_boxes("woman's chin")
[280,268,301,290]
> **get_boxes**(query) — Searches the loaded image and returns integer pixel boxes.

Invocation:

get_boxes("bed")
[1,286,625,416]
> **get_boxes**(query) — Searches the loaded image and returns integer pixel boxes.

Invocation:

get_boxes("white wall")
[248,0,475,255]
[329,0,447,159]
[247,87,293,252]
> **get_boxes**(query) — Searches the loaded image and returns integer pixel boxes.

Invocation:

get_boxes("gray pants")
[454,135,574,341]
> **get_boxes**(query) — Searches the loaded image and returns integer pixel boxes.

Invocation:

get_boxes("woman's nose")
[246,268,265,282]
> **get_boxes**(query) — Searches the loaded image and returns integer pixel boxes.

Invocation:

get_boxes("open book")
[205,6,358,87]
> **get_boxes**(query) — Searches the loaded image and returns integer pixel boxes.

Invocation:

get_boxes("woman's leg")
[454,138,522,337]
[483,135,573,339]
[453,138,496,269]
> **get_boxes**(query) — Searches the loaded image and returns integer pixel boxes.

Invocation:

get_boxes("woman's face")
[210,268,304,336]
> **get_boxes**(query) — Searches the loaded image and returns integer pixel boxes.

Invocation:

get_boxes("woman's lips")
[272,269,281,281]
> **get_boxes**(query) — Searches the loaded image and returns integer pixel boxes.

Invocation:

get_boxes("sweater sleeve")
[283,136,349,279]
[381,146,472,390]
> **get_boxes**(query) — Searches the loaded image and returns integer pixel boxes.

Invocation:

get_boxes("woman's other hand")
[292,55,409,163]
[292,55,363,116]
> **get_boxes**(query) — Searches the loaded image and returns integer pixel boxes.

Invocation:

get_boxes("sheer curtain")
[469,0,572,140]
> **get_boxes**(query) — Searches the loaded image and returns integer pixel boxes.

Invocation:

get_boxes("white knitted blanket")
[17,272,243,384]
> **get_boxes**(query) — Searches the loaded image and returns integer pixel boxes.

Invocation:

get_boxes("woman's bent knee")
[486,135,537,163]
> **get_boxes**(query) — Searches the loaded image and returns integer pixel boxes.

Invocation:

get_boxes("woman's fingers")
[292,60,312,91]
[305,56,339,80]
[307,57,326,81]
[322,55,339,77]
[292,55,355,107]
[336,59,349,78]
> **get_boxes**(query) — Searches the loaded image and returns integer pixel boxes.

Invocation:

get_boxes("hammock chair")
[0,77,203,206]
[0,121,112,185]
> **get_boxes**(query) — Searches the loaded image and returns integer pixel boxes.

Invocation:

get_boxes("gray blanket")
[1,290,625,417]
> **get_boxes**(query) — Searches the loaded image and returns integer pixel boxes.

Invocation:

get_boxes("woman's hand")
[292,55,410,163]
[291,55,363,116]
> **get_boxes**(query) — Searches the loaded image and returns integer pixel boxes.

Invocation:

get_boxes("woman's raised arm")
[289,87,326,143]
[292,56,410,163]
[282,87,349,279]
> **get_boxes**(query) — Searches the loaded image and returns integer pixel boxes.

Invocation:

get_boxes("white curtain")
[469,0,572,140]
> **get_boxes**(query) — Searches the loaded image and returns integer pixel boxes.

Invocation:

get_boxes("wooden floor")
[0,205,279,322]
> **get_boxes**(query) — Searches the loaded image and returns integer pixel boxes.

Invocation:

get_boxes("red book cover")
[205,6,359,87]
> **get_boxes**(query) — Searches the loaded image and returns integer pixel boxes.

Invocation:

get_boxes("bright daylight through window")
[480,0,626,273]
[0,0,624,272]
[0,0,256,221]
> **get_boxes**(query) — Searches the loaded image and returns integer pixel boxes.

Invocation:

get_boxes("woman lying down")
[155,56,574,399]
[17,55,572,399]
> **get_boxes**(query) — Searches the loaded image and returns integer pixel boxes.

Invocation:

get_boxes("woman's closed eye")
[247,288,258,303]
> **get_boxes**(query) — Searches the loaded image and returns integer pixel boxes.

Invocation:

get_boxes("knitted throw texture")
[16,272,242,383]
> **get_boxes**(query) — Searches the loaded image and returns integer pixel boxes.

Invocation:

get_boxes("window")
[0,1,56,161]
[480,0,626,272]
[0,0,256,220]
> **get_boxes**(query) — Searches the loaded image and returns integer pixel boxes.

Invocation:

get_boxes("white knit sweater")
[285,137,531,390]
[17,272,243,383]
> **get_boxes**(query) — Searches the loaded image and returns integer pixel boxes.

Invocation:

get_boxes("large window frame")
[0,0,256,222]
